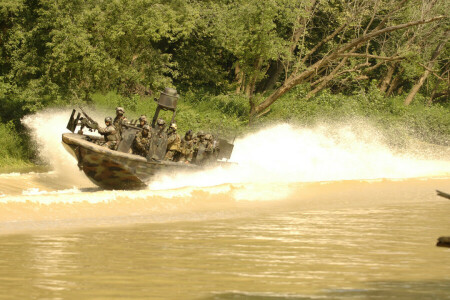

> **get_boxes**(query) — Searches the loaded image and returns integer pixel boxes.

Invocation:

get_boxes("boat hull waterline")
[62,133,211,190]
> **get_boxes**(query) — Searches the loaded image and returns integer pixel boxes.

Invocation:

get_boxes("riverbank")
[0,164,51,175]
[0,122,31,171]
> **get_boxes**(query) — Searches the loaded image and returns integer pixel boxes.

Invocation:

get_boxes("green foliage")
[0,121,30,168]
[1,0,201,121]
[257,84,450,146]
[91,91,246,139]
[0,0,448,169]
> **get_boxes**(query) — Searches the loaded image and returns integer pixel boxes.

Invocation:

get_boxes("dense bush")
[255,84,450,147]
[0,86,448,170]
[0,122,30,168]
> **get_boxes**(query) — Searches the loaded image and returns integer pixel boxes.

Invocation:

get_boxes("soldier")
[113,107,128,136]
[179,130,195,163]
[203,133,216,163]
[192,131,205,163]
[97,117,119,150]
[137,115,148,128]
[131,125,152,157]
[164,123,181,161]
[155,118,166,132]
[193,131,203,146]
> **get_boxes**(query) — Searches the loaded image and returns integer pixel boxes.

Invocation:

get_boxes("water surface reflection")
[1,199,449,299]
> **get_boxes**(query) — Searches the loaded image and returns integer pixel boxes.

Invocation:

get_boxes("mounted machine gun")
[66,107,99,133]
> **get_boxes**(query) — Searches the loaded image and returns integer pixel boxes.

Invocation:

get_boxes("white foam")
[20,110,450,197]
[149,123,450,190]
[22,109,97,187]
[0,172,21,178]
[22,188,81,196]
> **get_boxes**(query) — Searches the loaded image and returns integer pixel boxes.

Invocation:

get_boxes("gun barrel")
[79,107,96,123]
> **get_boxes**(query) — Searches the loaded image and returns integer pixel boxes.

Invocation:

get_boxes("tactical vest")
[167,133,181,151]
[105,125,118,141]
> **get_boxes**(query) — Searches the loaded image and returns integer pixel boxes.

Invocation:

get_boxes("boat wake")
[150,122,450,190]
[0,109,449,233]
[15,109,450,192]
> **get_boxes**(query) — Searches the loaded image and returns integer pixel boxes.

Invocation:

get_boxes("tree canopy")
[0,0,448,123]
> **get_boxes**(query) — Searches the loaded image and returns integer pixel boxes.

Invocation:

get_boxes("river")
[0,110,449,299]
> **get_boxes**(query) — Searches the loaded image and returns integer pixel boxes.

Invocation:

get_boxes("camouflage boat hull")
[62,133,202,190]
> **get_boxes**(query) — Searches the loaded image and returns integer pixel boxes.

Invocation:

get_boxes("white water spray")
[0,109,447,229]
[20,109,450,192]
[22,109,94,187]
[150,123,450,190]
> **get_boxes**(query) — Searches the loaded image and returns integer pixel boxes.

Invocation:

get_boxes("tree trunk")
[244,57,263,97]
[306,58,348,99]
[249,16,444,119]
[404,70,430,105]
[380,63,395,93]
[235,63,243,94]
[404,40,445,105]
[386,75,402,96]
[260,60,284,92]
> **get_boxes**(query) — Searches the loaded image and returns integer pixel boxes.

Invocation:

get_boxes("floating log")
[436,190,450,200]
[436,236,450,248]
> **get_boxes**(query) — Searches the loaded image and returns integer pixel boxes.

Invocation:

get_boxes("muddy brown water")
[3,114,449,299]
[0,172,449,300]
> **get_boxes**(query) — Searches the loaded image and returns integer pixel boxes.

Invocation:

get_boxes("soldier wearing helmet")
[192,131,205,163]
[204,133,215,162]
[153,118,167,140]
[97,117,119,150]
[156,118,165,128]
[132,124,152,157]
[193,132,215,164]
[164,123,181,161]
[179,130,195,163]
[194,131,204,144]
[137,115,148,128]
[113,106,128,136]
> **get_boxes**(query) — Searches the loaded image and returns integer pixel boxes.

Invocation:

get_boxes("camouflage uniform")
[113,107,128,137]
[203,134,216,162]
[202,134,215,163]
[97,122,118,150]
[131,129,152,157]
[137,115,148,128]
[164,124,181,161]
[179,131,194,163]
[113,115,127,130]
[194,133,216,164]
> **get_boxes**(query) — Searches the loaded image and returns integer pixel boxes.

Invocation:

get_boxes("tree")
[202,0,446,121]
[249,0,446,120]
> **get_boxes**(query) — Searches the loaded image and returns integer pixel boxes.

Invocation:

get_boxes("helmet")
[139,115,147,121]
[116,107,125,114]
[142,125,150,131]
[157,118,165,126]
[169,123,177,130]
[185,130,193,140]
[205,133,212,140]
[105,117,112,123]
[197,131,205,137]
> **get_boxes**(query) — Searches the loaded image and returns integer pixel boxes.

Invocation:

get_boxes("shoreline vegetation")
[1,89,449,173]
[0,0,448,171]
